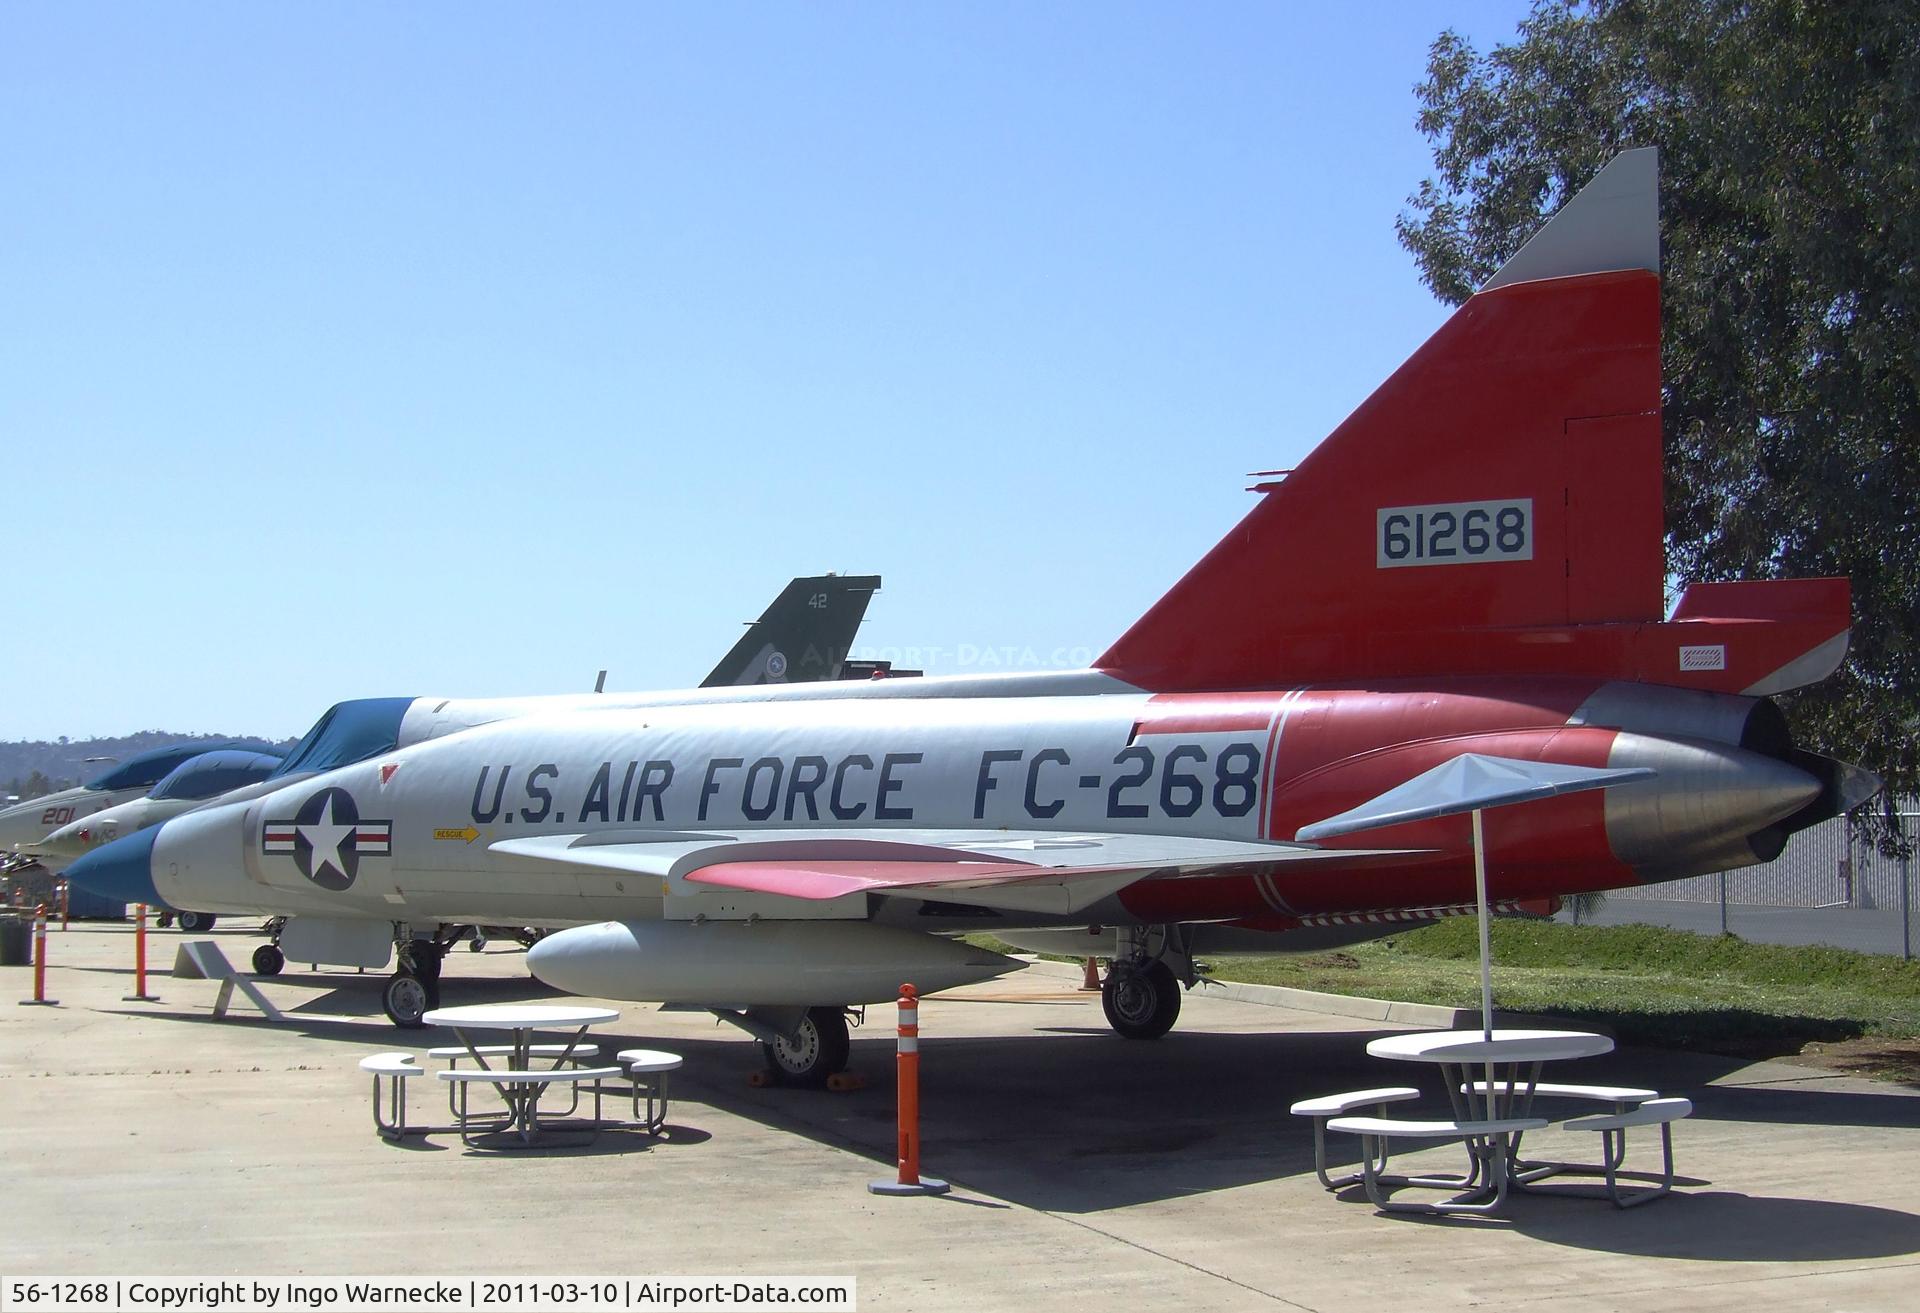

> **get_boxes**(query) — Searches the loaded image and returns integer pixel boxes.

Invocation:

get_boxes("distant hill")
[1,732,297,801]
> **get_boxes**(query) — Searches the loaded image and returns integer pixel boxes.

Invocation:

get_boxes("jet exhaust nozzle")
[1605,733,1827,881]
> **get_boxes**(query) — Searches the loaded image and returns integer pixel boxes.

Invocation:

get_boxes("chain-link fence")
[1568,810,1917,959]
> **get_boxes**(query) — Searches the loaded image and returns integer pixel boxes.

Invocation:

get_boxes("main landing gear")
[383,934,447,1028]
[1099,925,1196,1041]
[759,1007,853,1087]
[707,1005,856,1088]
[1102,959,1182,1039]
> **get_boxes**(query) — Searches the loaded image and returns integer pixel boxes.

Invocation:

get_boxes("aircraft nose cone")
[27,828,87,861]
[65,827,162,905]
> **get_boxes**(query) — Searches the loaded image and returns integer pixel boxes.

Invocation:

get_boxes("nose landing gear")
[382,932,446,1028]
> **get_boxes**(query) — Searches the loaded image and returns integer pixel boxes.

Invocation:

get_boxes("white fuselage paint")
[0,785,142,863]
[152,694,1264,930]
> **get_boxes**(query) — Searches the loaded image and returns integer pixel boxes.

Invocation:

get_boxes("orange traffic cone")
[1079,956,1102,991]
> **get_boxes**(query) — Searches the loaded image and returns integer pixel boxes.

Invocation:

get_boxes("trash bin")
[0,915,30,966]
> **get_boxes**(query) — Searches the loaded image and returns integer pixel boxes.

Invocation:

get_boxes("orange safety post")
[34,904,47,997]
[19,903,56,1007]
[868,983,949,1196]
[59,881,70,930]
[125,903,158,1002]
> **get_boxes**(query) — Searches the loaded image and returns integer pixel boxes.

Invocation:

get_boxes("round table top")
[1366,1028,1613,1064]
[423,1003,620,1031]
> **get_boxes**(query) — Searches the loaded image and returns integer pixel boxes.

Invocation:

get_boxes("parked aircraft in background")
[0,742,269,864]
[701,574,880,686]
[28,749,285,868]
[71,151,1876,1082]
[68,572,888,990]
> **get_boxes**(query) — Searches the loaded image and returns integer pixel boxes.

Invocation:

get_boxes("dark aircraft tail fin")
[701,574,882,687]
[1097,150,1850,698]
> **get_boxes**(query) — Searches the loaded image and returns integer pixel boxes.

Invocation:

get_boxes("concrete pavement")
[3,920,1918,1310]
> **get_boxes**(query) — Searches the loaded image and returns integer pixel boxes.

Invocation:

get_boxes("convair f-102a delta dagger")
[71,150,1876,1084]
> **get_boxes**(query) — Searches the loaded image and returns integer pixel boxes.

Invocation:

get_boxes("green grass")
[972,921,1920,1076]
[1207,918,1920,1056]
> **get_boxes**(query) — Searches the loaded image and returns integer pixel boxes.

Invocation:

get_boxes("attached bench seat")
[1564,1096,1691,1130]
[1457,1082,1686,1199]
[1325,1114,1549,1215]
[361,1052,421,1076]
[1555,1097,1693,1207]
[1461,1080,1659,1109]
[430,1044,604,1118]
[436,1066,627,1146]
[359,1052,422,1140]
[615,1049,684,1133]
[1327,1115,1549,1140]
[428,1043,601,1063]
[1289,1088,1421,1190]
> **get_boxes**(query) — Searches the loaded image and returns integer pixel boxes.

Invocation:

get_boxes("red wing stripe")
[686,859,1040,901]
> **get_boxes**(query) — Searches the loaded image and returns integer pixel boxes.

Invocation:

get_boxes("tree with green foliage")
[1397,0,1919,832]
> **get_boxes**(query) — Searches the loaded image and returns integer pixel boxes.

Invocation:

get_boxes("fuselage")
[33,795,193,864]
[142,675,1826,934]
[1,741,267,863]
[0,785,131,863]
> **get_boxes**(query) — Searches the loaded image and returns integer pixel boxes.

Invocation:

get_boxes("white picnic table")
[1341,1028,1617,1213]
[1367,1028,1614,1120]
[423,1004,622,1145]
[1367,1028,1614,1065]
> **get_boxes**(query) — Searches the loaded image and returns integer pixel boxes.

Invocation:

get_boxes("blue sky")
[1,2,1538,740]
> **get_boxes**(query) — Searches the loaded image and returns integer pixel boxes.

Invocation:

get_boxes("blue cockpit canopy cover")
[149,750,286,802]
[85,741,264,793]
[270,697,416,778]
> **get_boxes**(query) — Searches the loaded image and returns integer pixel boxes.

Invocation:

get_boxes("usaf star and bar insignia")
[263,787,392,891]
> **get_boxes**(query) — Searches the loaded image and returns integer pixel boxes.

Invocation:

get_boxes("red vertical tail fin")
[1099,150,1676,690]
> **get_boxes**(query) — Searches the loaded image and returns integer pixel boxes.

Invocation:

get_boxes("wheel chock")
[827,1072,868,1092]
